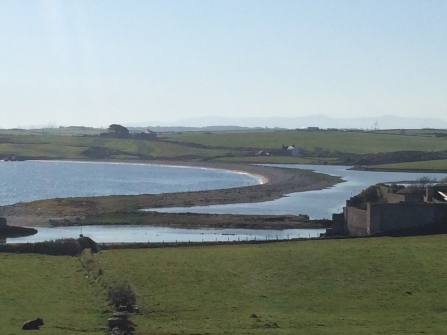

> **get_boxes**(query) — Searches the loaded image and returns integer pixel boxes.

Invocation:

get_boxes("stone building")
[331,186,447,236]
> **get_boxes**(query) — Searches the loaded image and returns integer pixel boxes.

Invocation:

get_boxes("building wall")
[344,202,447,236]
[330,213,345,235]
[387,193,406,203]
[342,186,447,236]
[367,204,381,234]
[372,203,447,232]
[345,207,369,236]
[387,193,424,203]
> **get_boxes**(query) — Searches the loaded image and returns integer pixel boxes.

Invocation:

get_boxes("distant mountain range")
[127,115,447,130]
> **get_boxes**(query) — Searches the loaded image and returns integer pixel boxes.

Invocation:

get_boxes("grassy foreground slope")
[100,235,447,335]
[0,253,107,335]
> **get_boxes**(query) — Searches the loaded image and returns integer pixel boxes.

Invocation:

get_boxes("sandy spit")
[0,160,342,227]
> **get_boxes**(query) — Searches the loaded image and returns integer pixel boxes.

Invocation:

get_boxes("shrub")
[108,282,136,307]
[349,184,384,209]
[78,236,99,253]
[437,176,447,186]
[415,176,437,187]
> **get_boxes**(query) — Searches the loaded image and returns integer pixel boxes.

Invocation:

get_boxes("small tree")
[107,124,129,137]
[415,176,437,187]
[108,281,136,307]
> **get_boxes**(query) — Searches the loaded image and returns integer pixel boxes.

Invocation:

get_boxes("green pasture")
[377,129,447,137]
[366,159,447,171]
[2,129,447,164]
[0,134,230,160]
[99,235,447,334]
[214,156,339,164]
[0,253,107,334]
[164,129,447,154]
[0,127,105,136]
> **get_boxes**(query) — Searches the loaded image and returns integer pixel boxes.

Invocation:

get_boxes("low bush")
[108,282,136,307]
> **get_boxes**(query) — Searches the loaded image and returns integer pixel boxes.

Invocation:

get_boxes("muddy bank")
[49,212,331,230]
[0,161,342,227]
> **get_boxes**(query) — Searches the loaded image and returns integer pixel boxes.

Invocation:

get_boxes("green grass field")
[3,235,447,334]
[0,134,229,160]
[164,130,447,154]
[213,156,339,164]
[367,159,447,171]
[0,253,107,335]
[98,235,447,334]
[2,129,447,166]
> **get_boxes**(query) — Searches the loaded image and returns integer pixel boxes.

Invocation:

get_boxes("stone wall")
[345,207,369,236]
[371,203,447,232]
[342,186,447,236]
[344,202,447,236]
[387,193,423,203]
[329,213,345,235]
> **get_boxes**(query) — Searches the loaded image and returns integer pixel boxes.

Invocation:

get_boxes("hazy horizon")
[7,114,447,131]
[1,1,446,128]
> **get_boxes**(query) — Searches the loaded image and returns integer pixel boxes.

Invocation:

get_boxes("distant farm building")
[331,185,447,236]
[100,127,157,140]
[281,145,301,157]
[134,129,157,140]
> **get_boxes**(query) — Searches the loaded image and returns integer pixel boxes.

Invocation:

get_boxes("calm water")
[5,225,324,244]
[0,160,259,206]
[147,165,447,219]
[2,161,445,242]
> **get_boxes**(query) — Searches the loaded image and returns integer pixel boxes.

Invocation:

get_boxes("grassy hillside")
[0,134,228,160]
[164,129,447,154]
[98,235,447,334]
[0,253,107,334]
[3,235,447,334]
[367,159,447,171]
[1,129,447,168]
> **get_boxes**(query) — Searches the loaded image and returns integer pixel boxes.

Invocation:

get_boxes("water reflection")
[0,160,259,206]
[146,165,447,219]
[6,226,325,244]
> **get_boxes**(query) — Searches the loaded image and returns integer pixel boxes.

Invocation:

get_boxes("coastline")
[0,160,343,228]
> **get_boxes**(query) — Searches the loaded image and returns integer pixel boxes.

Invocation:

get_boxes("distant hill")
[127,125,278,133]
[129,115,447,130]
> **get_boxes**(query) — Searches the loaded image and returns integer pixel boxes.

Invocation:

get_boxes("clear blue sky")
[1,0,446,127]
